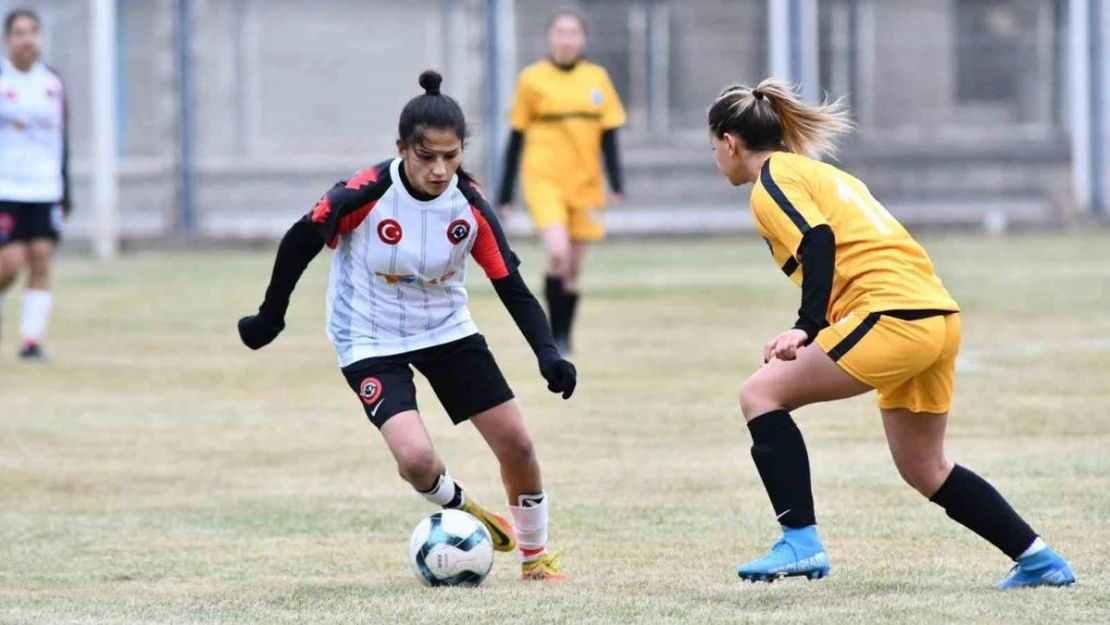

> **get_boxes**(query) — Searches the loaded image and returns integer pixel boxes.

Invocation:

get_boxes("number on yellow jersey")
[834,175,895,235]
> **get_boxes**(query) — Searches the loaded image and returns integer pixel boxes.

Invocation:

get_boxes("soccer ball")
[408,509,494,587]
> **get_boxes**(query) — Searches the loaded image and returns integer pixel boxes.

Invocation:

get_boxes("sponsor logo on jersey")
[591,88,603,105]
[428,270,457,286]
[375,272,416,285]
[378,218,403,244]
[359,377,383,405]
[447,219,470,244]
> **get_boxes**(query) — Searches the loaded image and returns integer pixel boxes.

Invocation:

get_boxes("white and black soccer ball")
[408,509,494,587]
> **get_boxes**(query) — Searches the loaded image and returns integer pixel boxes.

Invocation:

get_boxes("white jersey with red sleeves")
[0,58,68,203]
[309,158,519,366]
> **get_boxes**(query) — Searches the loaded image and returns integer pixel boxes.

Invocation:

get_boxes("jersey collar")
[390,158,458,208]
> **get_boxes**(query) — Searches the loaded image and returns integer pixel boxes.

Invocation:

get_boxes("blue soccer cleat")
[996,547,1076,589]
[737,525,830,582]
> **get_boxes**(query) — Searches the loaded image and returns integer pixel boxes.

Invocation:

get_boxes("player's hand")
[540,358,577,399]
[607,192,624,206]
[763,329,810,363]
[238,313,285,350]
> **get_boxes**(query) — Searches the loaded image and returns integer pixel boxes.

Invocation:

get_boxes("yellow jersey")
[750,152,959,322]
[509,59,626,207]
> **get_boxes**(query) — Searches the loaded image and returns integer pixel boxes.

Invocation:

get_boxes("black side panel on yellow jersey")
[760,161,811,235]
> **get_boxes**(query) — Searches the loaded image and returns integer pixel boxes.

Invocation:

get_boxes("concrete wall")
[10,0,1071,240]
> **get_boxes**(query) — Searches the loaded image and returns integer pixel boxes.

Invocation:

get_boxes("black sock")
[748,410,816,528]
[929,464,1038,560]
[544,275,568,340]
[563,290,579,345]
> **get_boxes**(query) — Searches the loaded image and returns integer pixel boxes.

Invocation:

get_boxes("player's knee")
[895,455,953,497]
[739,377,781,421]
[495,432,537,470]
[545,250,570,276]
[396,448,441,488]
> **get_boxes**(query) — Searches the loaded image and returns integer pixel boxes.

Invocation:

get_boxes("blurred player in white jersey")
[238,71,575,581]
[0,9,70,360]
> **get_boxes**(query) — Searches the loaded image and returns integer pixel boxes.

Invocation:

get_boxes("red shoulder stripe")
[311,195,332,224]
[470,205,510,279]
[346,167,380,189]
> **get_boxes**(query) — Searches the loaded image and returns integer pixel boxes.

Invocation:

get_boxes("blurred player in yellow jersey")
[497,9,626,354]
[708,78,1074,588]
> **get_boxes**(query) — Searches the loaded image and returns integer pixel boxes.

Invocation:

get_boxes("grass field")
[2,232,1109,624]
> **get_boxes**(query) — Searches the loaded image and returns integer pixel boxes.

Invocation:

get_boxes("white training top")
[310,158,518,367]
[0,58,66,203]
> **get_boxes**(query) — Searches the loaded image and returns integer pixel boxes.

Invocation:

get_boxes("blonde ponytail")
[708,78,854,159]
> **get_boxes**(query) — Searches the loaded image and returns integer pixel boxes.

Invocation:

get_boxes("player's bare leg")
[882,408,1075,588]
[471,400,565,580]
[380,410,515,553]
[538,224,574,355]
[20,239,54,359]
[737,344,871,582]
[0,242,29,354]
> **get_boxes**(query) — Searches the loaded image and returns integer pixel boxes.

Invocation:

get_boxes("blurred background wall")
[7,0,1105,249]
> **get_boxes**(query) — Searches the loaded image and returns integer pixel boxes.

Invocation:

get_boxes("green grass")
[2,231,1109,624]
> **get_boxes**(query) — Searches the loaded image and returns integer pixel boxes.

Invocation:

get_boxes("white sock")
[1018,537,1047,560]
[509,492,549,562]
[416,471,464,508]
[21,289,53,344]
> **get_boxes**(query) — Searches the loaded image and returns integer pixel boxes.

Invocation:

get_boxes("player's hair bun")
[419,70,443,96]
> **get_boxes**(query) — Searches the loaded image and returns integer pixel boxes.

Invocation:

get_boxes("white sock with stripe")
[509,492,548,562]
[416,471,465,509]
[21,289,52,345]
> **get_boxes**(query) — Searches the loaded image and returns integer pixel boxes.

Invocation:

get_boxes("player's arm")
[755,162,833,344]
[53,70,72,216]
[794,225,835,342]
[600,129,623,195]
[497,74,535,207]
[598,70,627,195]
[238,173,382,350]
[462,178,577,399]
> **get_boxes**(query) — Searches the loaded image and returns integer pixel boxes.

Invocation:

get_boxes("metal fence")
[9,0,1107,247]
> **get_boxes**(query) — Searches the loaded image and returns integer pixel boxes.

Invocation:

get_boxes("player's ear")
[395,139,405,157]
[725,133,740,157]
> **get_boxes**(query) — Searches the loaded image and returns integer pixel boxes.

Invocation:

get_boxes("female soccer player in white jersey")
[0,9,70,360]
[238,71,574,581]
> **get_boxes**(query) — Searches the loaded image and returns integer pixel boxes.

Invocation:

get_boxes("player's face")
[398,128,464,197]
[5,16,40,68]
[547,16,586,65]
[709,131,746,186]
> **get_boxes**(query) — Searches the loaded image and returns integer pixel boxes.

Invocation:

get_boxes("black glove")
[540,357,577,400]
[238,313,285,350]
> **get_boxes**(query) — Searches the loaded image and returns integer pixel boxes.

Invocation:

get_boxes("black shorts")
[341,333,515,428]
[0,201,63,246]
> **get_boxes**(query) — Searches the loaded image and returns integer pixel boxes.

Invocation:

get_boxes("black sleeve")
[56,71,72,215]
[257,218,326,322]
[793,224,835,343]
[491,270,560,368]
[496,130,525,206]
[601,128,623,195]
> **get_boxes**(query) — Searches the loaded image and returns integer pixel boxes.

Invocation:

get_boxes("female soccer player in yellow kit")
[708,78,1075,588]
[497,9,626,355]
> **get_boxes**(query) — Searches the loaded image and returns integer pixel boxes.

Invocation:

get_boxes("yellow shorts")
[815,311,962,414]
[523,181,605,241]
